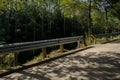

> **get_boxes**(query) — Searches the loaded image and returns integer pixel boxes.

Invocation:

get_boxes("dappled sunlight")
[1,50,120,80]
[1,41,120,80]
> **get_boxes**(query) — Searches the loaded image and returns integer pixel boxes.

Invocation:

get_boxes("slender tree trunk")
[48,0,52,38]
[63,16,66,36]
[14,0,17,43]
[88,0,91,43]
[41,0,44,39]
[105,8,108,33]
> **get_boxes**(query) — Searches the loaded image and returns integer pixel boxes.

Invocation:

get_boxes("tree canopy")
[0,0,120,44]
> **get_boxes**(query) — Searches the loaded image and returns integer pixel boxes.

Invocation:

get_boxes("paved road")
[0,40,120,80]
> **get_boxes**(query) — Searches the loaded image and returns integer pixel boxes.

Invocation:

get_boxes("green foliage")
[0,0,119,43]
[0,54,14,69]
[0,0,120,69]
[59,0,88,18]
[32,53,43,62]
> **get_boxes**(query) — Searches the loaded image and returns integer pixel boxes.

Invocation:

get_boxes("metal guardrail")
[0,36,83,54]
[96,32,120,38]
[91,32,120,44]
[0,32,119,66]
[0,32,120,54]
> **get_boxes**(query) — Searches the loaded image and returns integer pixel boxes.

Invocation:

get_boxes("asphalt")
[0,40,120,80]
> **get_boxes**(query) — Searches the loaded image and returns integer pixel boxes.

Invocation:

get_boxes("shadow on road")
[109,39,120,44]
[2,51,120,80]
[102,39,120,44]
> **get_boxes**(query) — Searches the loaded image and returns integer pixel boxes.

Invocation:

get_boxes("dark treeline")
[0,0,84,44]
[0,0,120,64]
[0,0,120,44]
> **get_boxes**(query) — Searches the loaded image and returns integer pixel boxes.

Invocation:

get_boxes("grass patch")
[0,53,14,72]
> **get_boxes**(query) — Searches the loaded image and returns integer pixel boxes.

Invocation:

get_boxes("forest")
[0,0,120,66]
[0,0,120,44]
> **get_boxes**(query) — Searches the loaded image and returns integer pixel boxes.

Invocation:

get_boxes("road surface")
[0,40,120,80]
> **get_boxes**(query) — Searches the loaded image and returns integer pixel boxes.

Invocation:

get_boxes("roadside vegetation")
[0,0,120,71]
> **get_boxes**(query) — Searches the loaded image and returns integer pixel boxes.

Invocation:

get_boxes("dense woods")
[0,0,120,65]
[0,0,120,44]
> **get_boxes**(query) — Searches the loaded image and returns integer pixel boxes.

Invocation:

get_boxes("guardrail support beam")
[93,39,96,44]
[77,41,80,48]
[42,47,47,59]
[110,36,113,41]
[60,44,64,53]
[14,52,19,67]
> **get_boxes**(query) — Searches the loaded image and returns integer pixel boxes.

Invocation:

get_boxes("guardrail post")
[77,41,80,48]
[117,33,119,39]
[14,52,19,67]
[90,34,96,44]
[110,36,113,41]
[93,38,96,44]
[42,47,47,59]
[60,44,64,52]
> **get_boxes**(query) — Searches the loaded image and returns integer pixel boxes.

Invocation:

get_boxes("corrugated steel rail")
[0,32,119,66]
[0,36,83,54]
